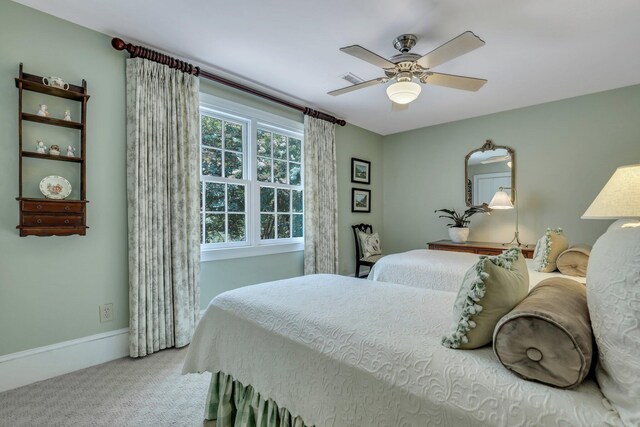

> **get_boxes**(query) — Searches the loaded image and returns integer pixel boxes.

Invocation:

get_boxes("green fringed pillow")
[442,248,529,349]
[532,228,569,273]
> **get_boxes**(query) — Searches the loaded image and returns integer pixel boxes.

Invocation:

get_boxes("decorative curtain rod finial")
[111,37,127,51]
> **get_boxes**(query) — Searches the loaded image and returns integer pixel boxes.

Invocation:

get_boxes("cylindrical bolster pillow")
[493,278,592,389]
[556,244,592,277]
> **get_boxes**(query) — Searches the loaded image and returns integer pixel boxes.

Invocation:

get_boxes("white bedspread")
[368,249,586,291]
[183,274,618,427]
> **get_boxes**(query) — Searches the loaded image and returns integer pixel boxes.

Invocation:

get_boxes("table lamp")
[582,164,640,227]
[489,187,528,247]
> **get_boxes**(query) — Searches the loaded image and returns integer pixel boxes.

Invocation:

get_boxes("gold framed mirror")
[465,140,515,207]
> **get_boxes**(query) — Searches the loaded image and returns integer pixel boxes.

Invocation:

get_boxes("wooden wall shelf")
[22,151,83,163]
[15,76,89,101]
[16,64,89,237]
[21,112,84,129]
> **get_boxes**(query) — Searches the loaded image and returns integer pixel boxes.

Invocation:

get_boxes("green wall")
[335,125,384,275]
[382,85,640,254]
[0,2,382,355]
[0,1,129,355]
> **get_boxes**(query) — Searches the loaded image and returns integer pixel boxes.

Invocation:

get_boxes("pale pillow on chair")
[357,230,382,259]
[587,226,640,426]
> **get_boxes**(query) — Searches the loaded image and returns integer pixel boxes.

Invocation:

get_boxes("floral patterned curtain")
[303,116,338,274]
[126,58,200,357]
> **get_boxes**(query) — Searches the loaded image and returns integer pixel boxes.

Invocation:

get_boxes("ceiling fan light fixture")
[386,81,421,104]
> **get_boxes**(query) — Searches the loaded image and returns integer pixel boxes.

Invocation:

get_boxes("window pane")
[273,134,287,159]
[199,181,203,211]
[227,184,245,212]
[225,152,243,179]
[277,189,290,213]
[292,190,303,213]
[257,129,272,157]
[202,148,222,177]
[277,214,291,239]
[205,182,225,212]
[260,187,276,212]
[257,157,272,182]
[274,160,287,184]
[289,162,301,186]
[289,138,301,162]
[292,214,303,238]
[261,214,275,239]
[224,122,243,152]
[201,116,222,148]
[228,214,246,242]
[205,213,225,243]
[260,187,275,212]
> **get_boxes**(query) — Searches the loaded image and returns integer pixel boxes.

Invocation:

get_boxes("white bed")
[368,249,586,291]
[183,274,620,427]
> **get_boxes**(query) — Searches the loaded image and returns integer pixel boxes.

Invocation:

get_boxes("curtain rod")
[111,38,346,126]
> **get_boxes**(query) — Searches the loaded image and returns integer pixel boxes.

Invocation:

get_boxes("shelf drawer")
[21,200,84,213]
[22,214,83,227]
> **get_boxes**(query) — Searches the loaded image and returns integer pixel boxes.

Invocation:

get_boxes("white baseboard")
[0,328,129,393]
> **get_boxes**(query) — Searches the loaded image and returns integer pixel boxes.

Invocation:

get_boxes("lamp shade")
[489,188,514,209]
[582,164,640,219]
[386,81,421,104]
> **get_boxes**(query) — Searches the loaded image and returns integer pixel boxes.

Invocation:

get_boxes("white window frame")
[200,93,304,261]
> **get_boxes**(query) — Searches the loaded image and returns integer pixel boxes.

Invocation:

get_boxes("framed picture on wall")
[351,158,371,184]
[351,188,371,213]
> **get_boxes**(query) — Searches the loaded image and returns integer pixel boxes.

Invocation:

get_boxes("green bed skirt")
[205,371,311,427]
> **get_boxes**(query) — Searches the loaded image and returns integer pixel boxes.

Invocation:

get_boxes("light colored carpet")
[0,347,213,427]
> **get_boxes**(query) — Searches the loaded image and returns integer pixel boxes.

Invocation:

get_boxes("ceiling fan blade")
[327,77,388,96]
[391,102,409,112]
[423,72,487,92]
[416,31,485,69]
[340,45,396,69]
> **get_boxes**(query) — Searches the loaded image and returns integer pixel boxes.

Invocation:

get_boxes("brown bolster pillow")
[556,244,592,277]
[493,277,593,389]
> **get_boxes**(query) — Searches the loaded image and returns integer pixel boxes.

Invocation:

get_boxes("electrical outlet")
[99,303,114,323]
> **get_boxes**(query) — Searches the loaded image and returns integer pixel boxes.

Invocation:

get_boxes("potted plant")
[435,207,487,243]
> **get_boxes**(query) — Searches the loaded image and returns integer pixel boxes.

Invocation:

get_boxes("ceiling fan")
[328,31,487,109]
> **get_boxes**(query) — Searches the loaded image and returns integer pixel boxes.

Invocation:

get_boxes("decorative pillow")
[587,226,640,425]
[531,228,569,273]
[493,277,592,389]
[442,248,529,349]
[556,244,591,277]
[357,230,382,259]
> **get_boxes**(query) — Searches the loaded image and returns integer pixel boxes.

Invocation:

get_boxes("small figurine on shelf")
[37,104,49,117]
[49,144,60,156]
[66,146,76,157]
[36,140,47,153]
[63,110,72,121]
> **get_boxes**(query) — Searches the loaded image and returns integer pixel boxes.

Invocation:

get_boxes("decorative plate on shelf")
[39,175,72,199]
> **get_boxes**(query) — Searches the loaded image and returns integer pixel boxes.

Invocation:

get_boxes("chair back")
[352,223,373,259]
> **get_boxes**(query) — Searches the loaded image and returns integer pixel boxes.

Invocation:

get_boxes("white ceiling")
[14,0,640,135]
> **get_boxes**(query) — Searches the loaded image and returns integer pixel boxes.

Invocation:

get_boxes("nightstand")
[427,240,534,259]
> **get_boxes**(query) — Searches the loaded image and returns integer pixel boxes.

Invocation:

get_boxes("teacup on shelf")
[42,76,69,90]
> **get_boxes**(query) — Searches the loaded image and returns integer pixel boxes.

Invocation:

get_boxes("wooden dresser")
[428,240,534,259]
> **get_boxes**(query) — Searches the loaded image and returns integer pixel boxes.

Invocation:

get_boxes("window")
[199,94,304,260]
